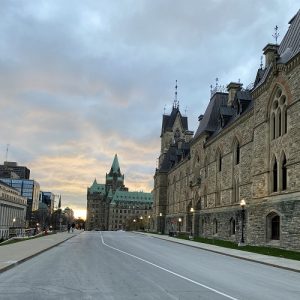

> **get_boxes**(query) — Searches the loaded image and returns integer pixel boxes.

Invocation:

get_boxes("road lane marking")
[100,232,239,300]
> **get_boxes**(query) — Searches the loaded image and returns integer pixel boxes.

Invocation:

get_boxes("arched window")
[232,179,236,204]
[271,215,280,240]
[236,142,240,165]
[267,212,280,240]
[282,154,287,191]
[282,105,287,134]
[230,218,236,235]
[232,178,239,203]
[213,219,218,234]
[273,158,278,192]
[277,109,282,137]
[271,113,275,140]
[270,87,287,140]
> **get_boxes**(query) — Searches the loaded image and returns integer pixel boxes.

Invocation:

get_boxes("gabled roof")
[278,9,300,63]
[194,92,228,138]
[235,90,252,102]
[88,182,106,194]
[254,10,300,89]
[161,106,188,135]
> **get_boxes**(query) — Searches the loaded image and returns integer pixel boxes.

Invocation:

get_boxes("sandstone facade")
[152,10,300,250]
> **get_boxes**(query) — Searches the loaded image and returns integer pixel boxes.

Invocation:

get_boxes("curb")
[136,232,300,273]
[0,234,76,274]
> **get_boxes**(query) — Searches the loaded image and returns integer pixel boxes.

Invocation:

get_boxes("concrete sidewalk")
[138,232,300,273]
[0,230,82,273]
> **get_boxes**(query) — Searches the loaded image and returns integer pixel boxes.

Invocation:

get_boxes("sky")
[0,0,299,219]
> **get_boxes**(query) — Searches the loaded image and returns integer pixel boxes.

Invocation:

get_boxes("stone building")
[0,161,30,179]
[109,190,153,231]
[0,181,27,240]
[86,154,153,231]
[153,10,300,250]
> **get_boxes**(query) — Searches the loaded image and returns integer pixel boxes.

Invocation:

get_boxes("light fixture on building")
[190,207,194,213]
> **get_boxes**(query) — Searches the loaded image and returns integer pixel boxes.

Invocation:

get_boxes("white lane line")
[100,232,239,300]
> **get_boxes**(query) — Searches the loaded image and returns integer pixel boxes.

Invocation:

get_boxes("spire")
[173,80,179,109]
[111,154,120,174]
[58,195,61,209]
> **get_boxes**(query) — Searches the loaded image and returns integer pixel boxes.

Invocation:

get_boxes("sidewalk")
[0,230,82,273]
[138,232,300,273]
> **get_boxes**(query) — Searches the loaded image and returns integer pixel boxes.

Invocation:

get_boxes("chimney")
[227,82,242,107]
[263,43,279,68]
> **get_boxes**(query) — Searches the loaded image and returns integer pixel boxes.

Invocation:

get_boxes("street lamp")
[148,215,151,232]
[159,213,163,234]
[178,218,182,232]
[240,199,246,245]
[189,208,194,238]
[139,216,144,230]
[133,219,136,231]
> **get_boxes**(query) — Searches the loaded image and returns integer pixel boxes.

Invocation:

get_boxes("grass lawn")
[176,233,300,261]
[0,232,55,246]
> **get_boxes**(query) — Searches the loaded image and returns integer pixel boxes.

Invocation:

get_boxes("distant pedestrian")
[67,223,71,233]
[71,222,75,233]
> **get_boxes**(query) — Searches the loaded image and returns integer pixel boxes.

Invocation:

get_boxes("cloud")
[0,0,298,215]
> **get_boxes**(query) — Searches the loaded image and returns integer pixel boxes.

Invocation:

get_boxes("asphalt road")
[0,231,299,300]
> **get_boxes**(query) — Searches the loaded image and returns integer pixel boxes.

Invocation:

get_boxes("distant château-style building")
[152,10,300,250]
[86,154,153,231]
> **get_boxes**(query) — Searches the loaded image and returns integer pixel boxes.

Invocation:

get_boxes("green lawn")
[0,232,54,246]
[175,233,300,261]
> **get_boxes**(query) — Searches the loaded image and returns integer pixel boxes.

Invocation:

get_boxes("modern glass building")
[0,179,40,221]
[40,191,55,214]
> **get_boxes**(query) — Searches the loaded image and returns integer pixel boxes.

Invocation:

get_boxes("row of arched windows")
[202,213,280,240]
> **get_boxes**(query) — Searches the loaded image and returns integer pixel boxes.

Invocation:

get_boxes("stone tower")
[153,94,193,233]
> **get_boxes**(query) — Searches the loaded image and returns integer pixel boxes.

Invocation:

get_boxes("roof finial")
[260,55,263,69]
[173,80,179,109]
[215,78,219,88]
[184,106,188,116]
[163,105,166,114]
[272,25,280,45]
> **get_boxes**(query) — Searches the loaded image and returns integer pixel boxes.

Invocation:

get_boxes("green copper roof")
[88,181,106,194]
[111,190,153,204]
[111,154,120,174]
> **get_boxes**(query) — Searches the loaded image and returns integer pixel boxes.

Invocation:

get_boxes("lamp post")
[12,218,16,237]
[139,216,143,231]
[240,199,246,245]
[159,212,163,234]
[133,219,136,231]
[189,208,194,239]
[178,218,182,233]
[148,215,151,232]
